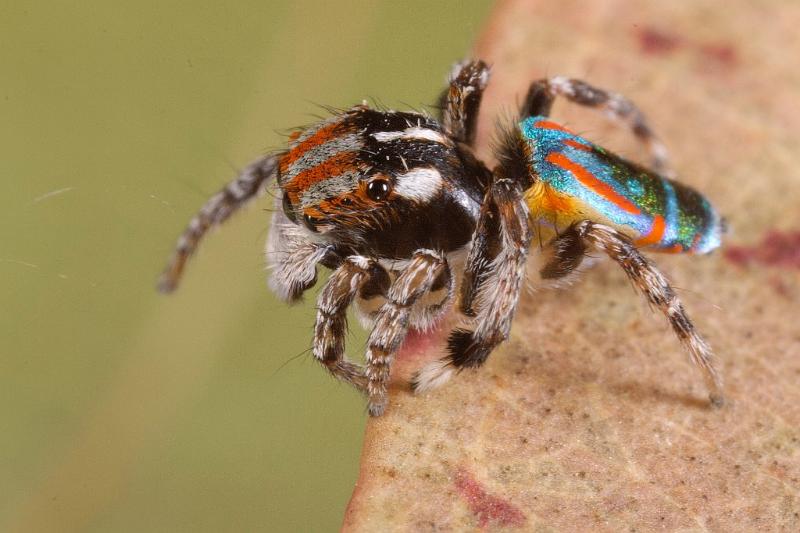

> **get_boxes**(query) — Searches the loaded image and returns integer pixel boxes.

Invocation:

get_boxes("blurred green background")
[0,1,492,531]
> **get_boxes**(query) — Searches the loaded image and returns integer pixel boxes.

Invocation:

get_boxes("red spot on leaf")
[725,230,800,269]
[699,42,738,67]
[454,468,526,529]
[636,27,683,55]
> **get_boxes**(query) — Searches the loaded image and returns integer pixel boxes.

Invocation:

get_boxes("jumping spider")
[158,60,724,416]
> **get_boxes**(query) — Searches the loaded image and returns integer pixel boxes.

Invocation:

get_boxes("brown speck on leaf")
[636,27,683,55]
[699,42,739,67]
[725,230,800,269]
[453,468,527,529]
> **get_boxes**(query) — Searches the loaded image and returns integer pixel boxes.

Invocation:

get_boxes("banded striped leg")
[458,189,501,317]
[570,221,724,406]
[314,256,390,392]
[366,250,451,416]
[521,78,671,175]
[439,60,490,146]
[158,155,278,293]
[413,178,532,393]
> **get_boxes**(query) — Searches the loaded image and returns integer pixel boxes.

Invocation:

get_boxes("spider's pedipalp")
[313,255,389,391]
[266,203,341,302]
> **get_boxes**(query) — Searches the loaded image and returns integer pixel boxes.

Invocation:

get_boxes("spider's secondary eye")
[367,179,391,201]
[282,193,297,223]
[303,213,320,233]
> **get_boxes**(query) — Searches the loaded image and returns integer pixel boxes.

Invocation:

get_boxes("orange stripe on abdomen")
[635,215,666,247]
[534,120,574,133]
[545,152,642,215]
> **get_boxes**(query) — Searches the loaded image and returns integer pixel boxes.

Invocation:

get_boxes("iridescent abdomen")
[520,116,723,254]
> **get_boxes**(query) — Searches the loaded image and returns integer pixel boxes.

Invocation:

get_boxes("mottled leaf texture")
[344,1,800,531]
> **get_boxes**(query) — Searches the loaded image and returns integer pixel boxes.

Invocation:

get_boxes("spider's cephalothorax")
[158,60,725,416]
[276,105,489,260]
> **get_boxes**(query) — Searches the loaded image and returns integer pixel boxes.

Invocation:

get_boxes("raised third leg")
[521,78,671,175]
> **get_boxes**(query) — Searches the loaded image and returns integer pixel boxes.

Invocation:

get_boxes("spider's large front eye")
[367,179,391,201]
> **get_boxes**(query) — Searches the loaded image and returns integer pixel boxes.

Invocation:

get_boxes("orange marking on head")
[279,121,346,173]
[285,151,358,194]
[563,138,593,151]
[545,152,641,215]
[635,215,666,247]
[288,130,301,142]
[534,120,574,134]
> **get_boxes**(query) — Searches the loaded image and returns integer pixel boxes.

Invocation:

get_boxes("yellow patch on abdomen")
[524,182,584,224]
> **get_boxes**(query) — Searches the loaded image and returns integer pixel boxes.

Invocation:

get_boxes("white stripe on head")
[393,167,443,202]
[371,127,449,145]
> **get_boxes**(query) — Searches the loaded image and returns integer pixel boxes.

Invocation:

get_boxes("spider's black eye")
[366,179,391,201]
[282,193,297,223]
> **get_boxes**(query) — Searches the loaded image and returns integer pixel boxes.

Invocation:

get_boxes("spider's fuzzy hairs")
[491,115,536,191]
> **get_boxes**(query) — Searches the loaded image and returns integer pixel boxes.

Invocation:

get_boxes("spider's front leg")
[365,250,451,416]
[413,176,532,393]
[439,59,490,147]
[543,221,724,406]
[522,78,671,175]
[313,256,390,392]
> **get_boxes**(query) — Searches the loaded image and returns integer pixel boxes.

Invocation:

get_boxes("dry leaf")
[344,1,800,530]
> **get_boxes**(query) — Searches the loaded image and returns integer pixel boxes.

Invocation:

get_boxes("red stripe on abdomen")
[635,215,666,247]
[545,152,642,215]
[534,120,574,134]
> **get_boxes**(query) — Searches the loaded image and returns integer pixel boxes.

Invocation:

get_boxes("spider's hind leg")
[521,78,671,175]
[566,221,724,406]
[158,154,278,293]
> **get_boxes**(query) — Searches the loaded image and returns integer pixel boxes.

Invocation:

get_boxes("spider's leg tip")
[367,402,387,417]
[447,329,491,369]
[411,358,455,393]
[709,393,726,409]
[156,276,178,294]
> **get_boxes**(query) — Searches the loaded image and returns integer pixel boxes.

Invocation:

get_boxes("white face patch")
[393,167,443,202]
[371,127,449,145]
